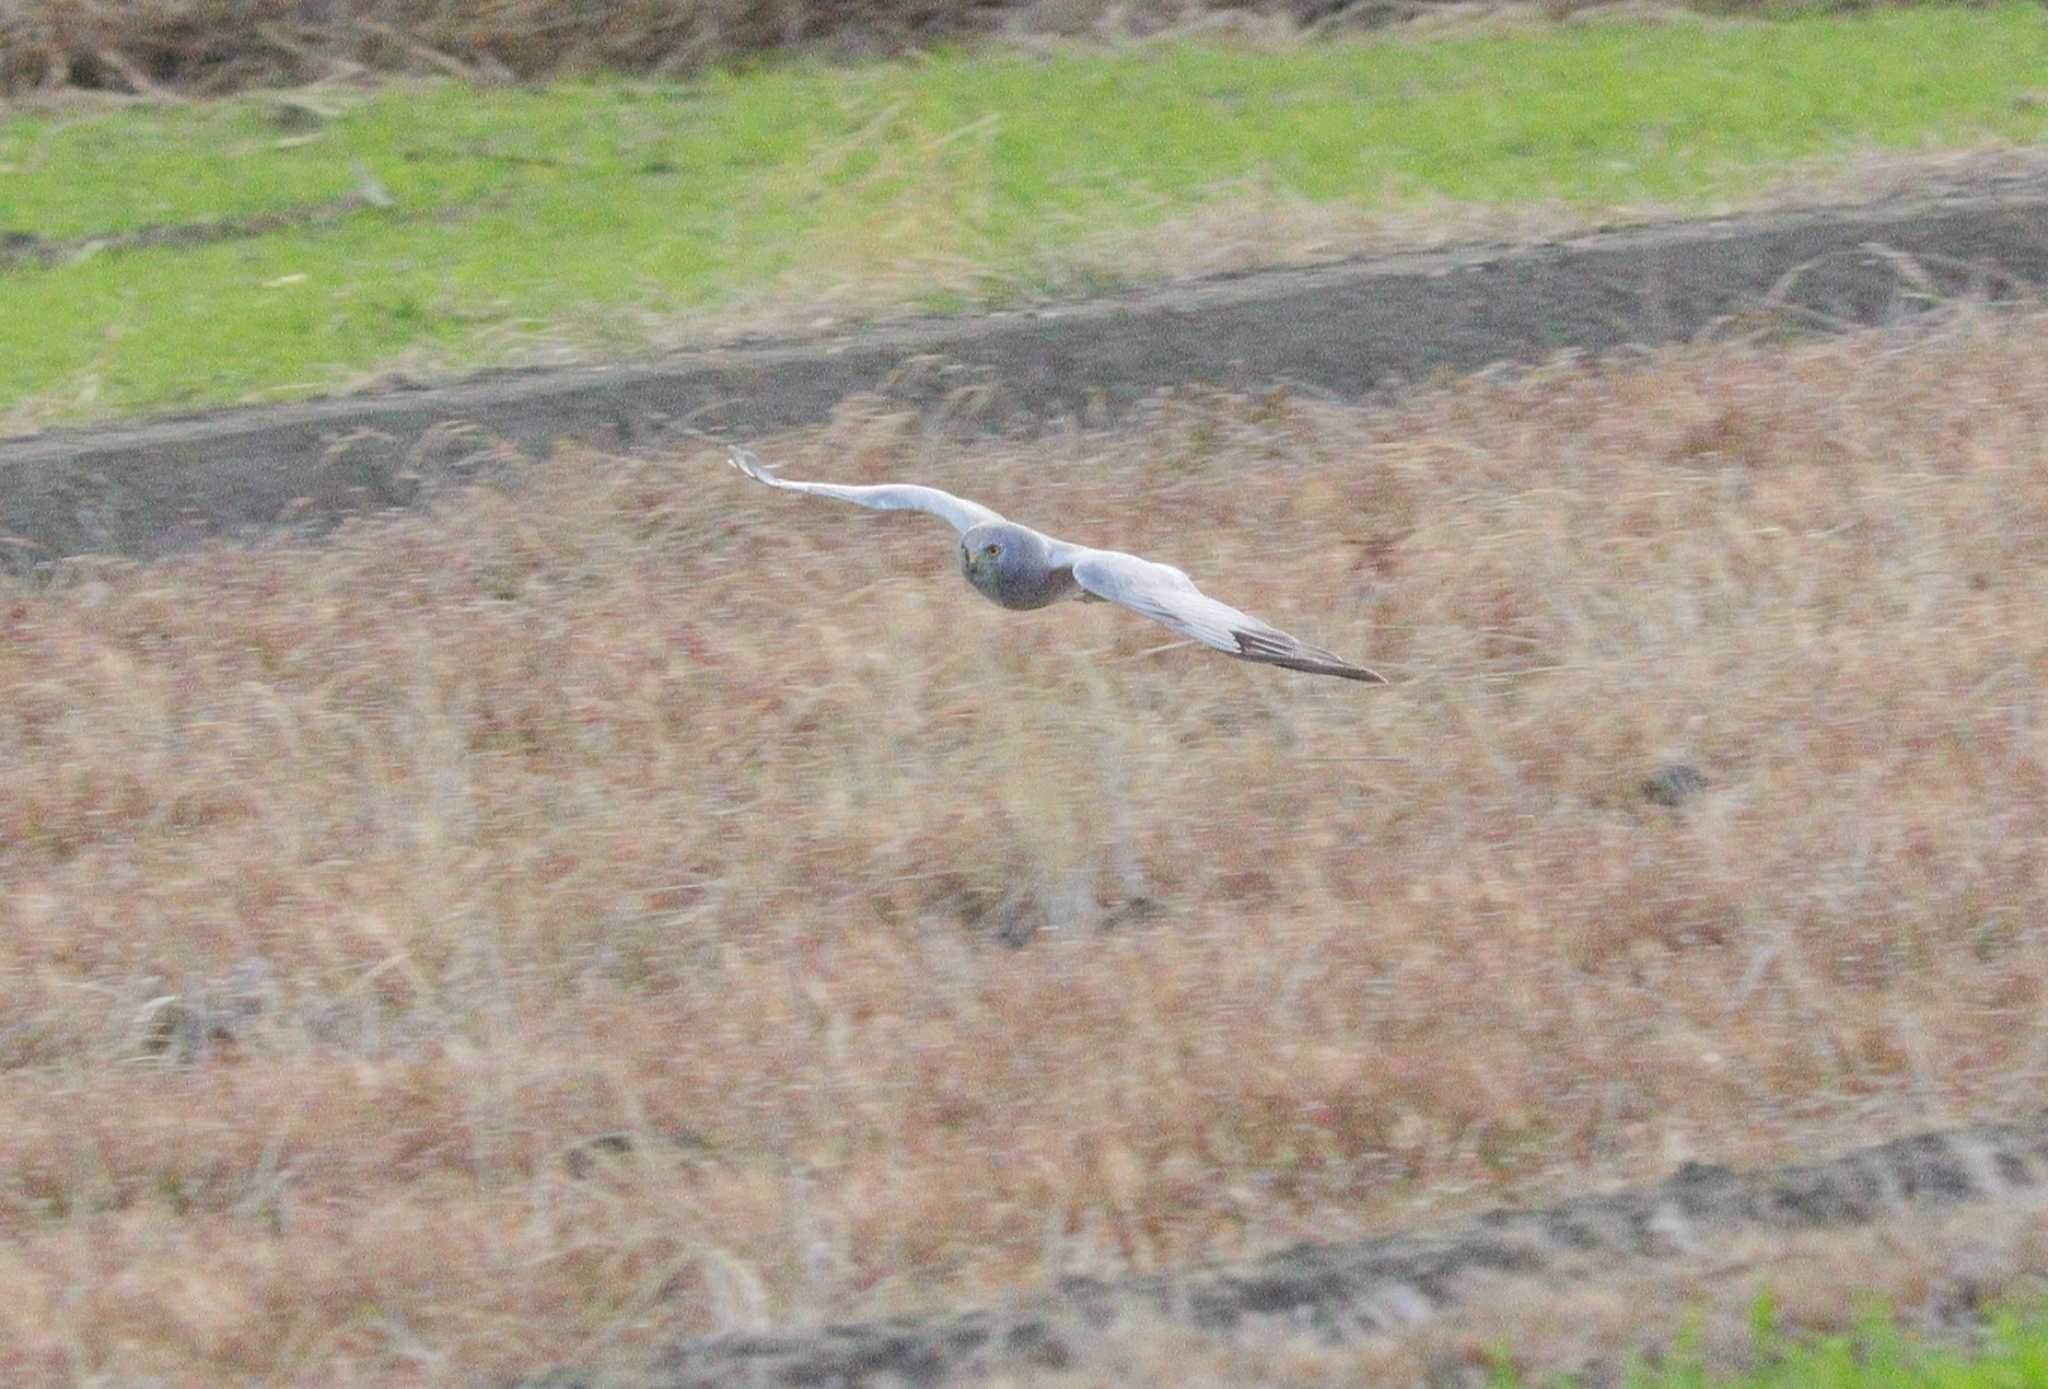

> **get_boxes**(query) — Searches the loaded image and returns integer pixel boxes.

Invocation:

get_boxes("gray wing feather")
[728,447,1004,536]
[1068,548,1386,684]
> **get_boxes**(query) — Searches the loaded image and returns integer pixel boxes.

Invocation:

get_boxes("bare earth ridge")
[515,1112,2048,1388]
[3,172,2047,569]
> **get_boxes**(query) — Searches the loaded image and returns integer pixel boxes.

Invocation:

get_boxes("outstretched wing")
[727,447,1005,536]
[1067,548,1386,684]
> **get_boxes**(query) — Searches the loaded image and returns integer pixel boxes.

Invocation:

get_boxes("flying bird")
[726,447,1386,683]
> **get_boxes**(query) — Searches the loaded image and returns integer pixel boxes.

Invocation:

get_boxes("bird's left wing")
[1067,548,1386,684]
[727,447,1005,536]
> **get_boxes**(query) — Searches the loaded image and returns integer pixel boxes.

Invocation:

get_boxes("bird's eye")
[984,544,1001,557]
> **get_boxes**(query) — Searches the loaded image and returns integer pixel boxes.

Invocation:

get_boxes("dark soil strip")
[0,190,390,271]
[510,1111,2048,1389]
[3,177,2047,571]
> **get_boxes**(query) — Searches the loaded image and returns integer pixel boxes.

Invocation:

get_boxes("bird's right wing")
[1068,548,1386,684]
[727,447,1005,536]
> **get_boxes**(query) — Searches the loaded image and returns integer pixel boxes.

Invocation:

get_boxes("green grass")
[1493,1299,2048,1389]
[4,6,2047,424]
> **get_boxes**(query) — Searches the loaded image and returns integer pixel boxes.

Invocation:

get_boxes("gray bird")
[727,447,1385,683]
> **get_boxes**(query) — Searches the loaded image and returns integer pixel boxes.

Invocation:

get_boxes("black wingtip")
[1233,629,1388,684]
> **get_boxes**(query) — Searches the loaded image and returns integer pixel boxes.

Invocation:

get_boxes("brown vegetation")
[0,0,1346,96]
[4,313,2048,1385]
[0,0,1912,98]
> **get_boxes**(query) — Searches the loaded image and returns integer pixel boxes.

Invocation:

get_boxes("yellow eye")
[984,544,1000,557]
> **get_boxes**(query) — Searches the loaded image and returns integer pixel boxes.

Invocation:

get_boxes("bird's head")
[960,522,1035,603]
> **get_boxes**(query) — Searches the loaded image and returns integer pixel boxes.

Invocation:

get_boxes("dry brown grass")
[0,0,1383,96]
[0,0,935,96]
[0,0,1934,97]
[6,312,2048,1385]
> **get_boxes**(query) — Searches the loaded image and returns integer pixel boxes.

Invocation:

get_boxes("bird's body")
[961,522,1082,610]
[727,448,1386,684]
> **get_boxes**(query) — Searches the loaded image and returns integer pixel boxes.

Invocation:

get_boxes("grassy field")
[4,5,2048,426]
[4,310,2047,1385]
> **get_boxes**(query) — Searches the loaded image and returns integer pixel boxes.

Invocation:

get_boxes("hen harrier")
[727,447,1385,683]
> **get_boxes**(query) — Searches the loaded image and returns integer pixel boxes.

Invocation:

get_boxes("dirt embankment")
[3,174,2046,573]
[515,1114,2048,1387]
